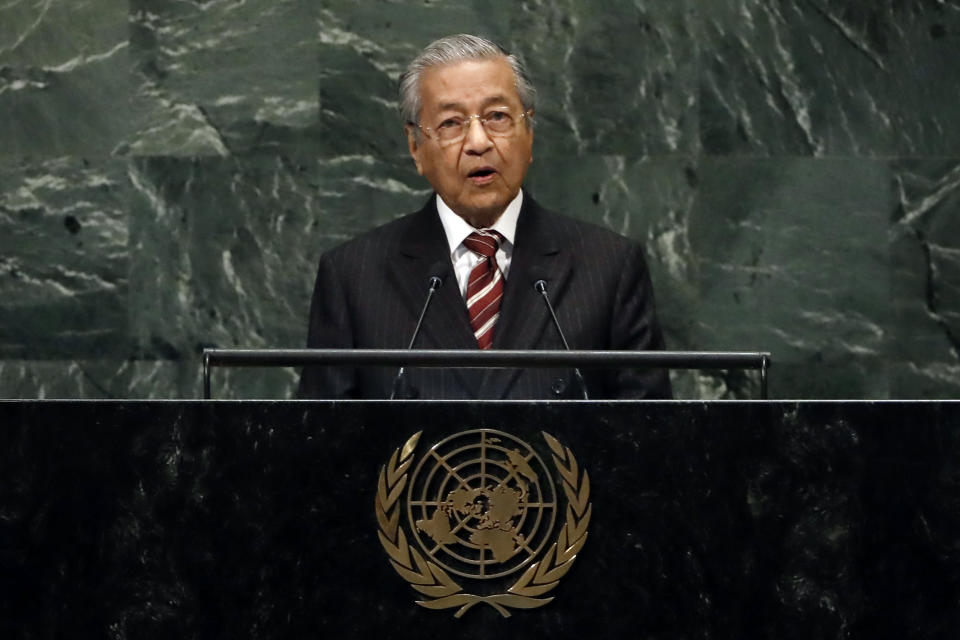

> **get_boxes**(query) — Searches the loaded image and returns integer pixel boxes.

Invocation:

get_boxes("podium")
[2,399,959,638]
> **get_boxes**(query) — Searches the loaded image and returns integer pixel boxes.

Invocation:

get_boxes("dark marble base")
[2,400,959,638]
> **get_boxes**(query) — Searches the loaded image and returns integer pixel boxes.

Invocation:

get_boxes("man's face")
[407,57,533,228]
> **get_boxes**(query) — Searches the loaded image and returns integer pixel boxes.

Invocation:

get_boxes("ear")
[405,125,424,175]
[525,109,534,163]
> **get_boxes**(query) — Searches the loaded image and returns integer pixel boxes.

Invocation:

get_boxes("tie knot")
[463,230,502,259]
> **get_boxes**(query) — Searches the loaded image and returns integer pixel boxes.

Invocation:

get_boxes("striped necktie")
[463,230,505,349]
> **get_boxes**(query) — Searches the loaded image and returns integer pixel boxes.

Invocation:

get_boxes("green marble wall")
[1,0,958,399]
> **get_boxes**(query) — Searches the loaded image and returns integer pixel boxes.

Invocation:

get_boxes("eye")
[485,111,509,122]
[436,117,462,130]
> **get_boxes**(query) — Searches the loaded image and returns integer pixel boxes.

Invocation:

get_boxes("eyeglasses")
[418,109,531,146]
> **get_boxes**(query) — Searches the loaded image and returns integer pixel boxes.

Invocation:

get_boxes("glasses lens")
[426,111,523,144]
[434,124,460,142]
[428,118,460,142]
[483,111,515,134]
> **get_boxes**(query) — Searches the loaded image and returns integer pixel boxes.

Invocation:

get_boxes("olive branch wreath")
[375,430,591,618]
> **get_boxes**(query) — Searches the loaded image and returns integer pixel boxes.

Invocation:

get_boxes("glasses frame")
[417,109,532,147]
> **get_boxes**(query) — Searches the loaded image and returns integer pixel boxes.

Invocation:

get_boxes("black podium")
[2,400,959,639]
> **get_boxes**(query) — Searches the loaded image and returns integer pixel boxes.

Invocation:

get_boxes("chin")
[468,192,508,210]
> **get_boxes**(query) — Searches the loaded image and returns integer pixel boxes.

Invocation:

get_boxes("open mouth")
[468,168,496,179]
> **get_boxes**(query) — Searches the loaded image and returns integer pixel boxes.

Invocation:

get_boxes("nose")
[462,115,493,154]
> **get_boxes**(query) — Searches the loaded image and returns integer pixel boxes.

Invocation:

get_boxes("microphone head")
[427,260,450,290]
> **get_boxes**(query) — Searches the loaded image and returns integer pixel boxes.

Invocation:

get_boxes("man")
[298,34,671,399]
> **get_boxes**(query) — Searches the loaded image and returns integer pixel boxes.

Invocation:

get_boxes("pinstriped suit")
[297,193,672,399]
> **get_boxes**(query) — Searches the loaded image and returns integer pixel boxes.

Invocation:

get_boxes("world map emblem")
[375,429,592,617]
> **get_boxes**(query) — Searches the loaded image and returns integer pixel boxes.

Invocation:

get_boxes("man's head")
[399,34,536,228]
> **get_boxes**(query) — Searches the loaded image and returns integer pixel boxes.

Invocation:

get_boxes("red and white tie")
[463,230,504,349]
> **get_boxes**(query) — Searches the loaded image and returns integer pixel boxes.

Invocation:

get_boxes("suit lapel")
[389,197,483,396]
[481,195,573,398]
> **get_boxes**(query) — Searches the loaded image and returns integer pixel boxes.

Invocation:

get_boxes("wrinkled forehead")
[418,57,522,113]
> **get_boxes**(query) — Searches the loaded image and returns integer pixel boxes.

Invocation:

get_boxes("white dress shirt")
[436,191,522,298]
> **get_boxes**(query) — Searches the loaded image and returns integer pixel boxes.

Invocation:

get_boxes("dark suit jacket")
[298,193,672,399]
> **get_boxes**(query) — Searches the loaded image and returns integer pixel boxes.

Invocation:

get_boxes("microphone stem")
[407,280,440,349]
[536,283,589,400]
[537,287,571,350]
[391,276,442,399]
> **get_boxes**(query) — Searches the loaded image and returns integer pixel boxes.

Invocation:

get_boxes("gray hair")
[399,34,537,131]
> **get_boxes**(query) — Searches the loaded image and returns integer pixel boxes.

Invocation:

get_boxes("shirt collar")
[436,190,523,255]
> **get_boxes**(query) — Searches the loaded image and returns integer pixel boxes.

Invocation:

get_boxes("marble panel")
[4,0,957,402]
[127,0,318,157]
[525,0,698,156]
[0,359,171,399]
[127,155,318,359]
[0,0,135,159]
[690,157,893,399]
[126,154,428,397]
[890,159,960,399]
[0,157,129,359]
[700,0,960,156]
[0,358,300,400]
[317,0,698,157]
[203,365,300,400]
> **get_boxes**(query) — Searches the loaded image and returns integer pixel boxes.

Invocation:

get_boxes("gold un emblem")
[375,429,591,617]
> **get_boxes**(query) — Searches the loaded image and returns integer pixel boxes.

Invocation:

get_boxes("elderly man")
[298,34,671,399]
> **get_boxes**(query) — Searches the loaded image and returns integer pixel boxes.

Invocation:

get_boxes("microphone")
[390,261,449,399]
[531,268,589,400]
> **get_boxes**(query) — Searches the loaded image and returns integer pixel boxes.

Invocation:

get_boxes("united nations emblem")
[375,429,591,617]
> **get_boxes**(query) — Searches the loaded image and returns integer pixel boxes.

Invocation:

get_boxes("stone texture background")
[1,0,958,399]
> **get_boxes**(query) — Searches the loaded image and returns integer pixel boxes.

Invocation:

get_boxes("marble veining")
[0,0,135,159]
[0,157,129,359]
[701,0,960,156]
[890,160,960,397]
[1,1,959,399]
[128,0,318,156]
